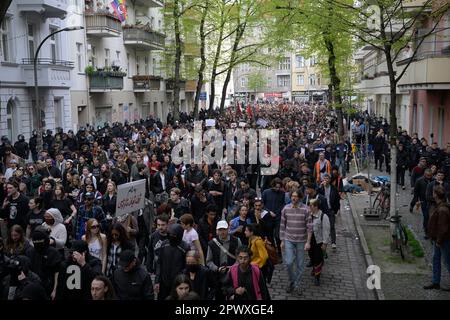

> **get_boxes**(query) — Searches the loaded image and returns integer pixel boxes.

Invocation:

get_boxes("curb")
[347,195,386,300]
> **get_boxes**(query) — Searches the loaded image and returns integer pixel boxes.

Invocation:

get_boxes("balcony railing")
[85,12,122,37]
[89,71,125,91]
[135,0,164,7]
[166,78,186,91]
[22,58,74,67]
[16,0,67,19]
[123,26,165,50]
[132,75,162,91]
[21,58,73,87]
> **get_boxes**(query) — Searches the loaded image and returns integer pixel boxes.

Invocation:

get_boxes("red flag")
[236,101,242,117]
[246,104,252,118]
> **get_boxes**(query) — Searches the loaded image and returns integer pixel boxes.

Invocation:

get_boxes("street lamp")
[34,26,84,152]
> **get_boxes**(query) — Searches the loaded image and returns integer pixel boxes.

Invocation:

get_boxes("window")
[152,58,156,75]
[309,74,316,86]
[317,75,321,86]
[158,20,162,29]
[76,43,83,72]
[297,74,304,85]
[267,76,272,86]
[27,24,35,59]
[127,53,130,75]
[0,18,11,62]
[144,56,149,74]
[295,55,304,68]
[116,50,120,61]
[90,45,96,67]
[277,75,290,87]
[50,27,58,62]
[136,56,140,75]
[151,17,155,28]
[241,76,248,87]
[105,48,110,67]
[278,57,291,70]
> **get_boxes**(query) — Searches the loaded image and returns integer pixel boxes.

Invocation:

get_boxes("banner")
[205,119,216,127]
[111,0,127,22]
[116,180,146,217]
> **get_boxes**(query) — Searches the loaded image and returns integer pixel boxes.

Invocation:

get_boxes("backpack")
[264,239,280,265]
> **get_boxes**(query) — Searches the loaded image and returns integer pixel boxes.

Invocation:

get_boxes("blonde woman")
[82,218,108,274]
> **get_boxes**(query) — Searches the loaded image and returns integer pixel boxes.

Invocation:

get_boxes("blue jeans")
[422,203,429,234]
[284,240,305,288]
[432,239,450,284]
[335,157,346,177]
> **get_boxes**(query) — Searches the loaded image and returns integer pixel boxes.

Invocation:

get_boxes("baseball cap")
[119,250,136,267]
[216,220,229,230]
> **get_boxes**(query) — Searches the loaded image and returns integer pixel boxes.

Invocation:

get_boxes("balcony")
[185,80,198,92]
[132,75,162,92]
[123,25,165,51]
[89,70,126,92]
[166,78,186,91]
[21,58,73,88]
[134,0,164,7]
[85,12,122,38]
[183,42,201,57]
[16,0,68,19]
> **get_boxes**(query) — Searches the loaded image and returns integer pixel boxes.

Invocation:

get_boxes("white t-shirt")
[183,228,199,251]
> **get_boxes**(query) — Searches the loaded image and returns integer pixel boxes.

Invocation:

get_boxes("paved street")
[268,200,375,300]
[347,165,450,300]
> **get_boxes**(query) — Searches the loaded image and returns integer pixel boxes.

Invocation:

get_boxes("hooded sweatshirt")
[42,208,67,250]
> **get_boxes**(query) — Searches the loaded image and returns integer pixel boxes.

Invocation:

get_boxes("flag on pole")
[111,0,127,22]
[236,101,242,117]
[246,103,253,118]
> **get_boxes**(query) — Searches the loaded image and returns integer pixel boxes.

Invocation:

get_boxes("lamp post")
[34,26,84,152]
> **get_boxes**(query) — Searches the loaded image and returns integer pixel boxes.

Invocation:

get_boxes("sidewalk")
[347,166,450,300]
[268,200,375,300]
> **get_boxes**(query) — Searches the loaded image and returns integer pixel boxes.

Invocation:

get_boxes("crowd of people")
[0,101,449,300]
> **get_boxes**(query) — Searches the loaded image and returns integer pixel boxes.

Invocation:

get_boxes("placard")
[205,119,216,127]
[116,180,146,217]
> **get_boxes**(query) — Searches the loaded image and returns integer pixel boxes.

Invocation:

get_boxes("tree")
[247,70,267,99]
[0,0,12,25]
[323,0,447,218]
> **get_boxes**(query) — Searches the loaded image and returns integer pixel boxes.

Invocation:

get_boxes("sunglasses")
[91,225,99,229]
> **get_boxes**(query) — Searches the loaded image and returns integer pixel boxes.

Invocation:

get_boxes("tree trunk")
[0,0,12,25]
[173,0,182,122]
[208,3,226,115]
[194,2,208,120]
[324,37,344,137]
[219,24,245,114]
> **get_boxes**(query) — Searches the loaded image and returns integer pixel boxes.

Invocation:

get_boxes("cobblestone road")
[268,201,375,300]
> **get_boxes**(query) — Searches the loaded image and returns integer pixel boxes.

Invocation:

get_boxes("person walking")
[423,185,450,291]
[308,199,330,286]
[280,190,312,296]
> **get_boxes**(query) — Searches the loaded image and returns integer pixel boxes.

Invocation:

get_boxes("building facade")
[232,50,292,102]
[291,53,328,103]
[355,6,450,146]
[0,0,73,141]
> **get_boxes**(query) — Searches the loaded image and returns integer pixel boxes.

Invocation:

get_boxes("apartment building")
[291,53,328,103]
[355,3,450,146]
[0,0,73,141]
[233,50,292,102]
[70,0,195,128]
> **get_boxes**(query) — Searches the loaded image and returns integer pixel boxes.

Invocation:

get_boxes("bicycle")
[389,205,409,260]
[372,182,390,219]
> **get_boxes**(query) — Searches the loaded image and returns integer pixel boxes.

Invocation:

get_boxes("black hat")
[71,240,88,254]
[119,250,136,267]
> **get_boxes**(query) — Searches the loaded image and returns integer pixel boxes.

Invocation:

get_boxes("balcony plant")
[85,65,96,76]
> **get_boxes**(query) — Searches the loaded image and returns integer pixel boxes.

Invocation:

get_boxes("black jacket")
[396,148,409,168]
[182,266,215,300]
[412,176,432,206]
[198,216,219,255]
[112,264,154,300]
[151,172,170,195]
[55,256,102,300]
[146,231,168,274]
[317,184,341,214]
[155,240,189,290]
[0,193,30,230]
[303,192,330,215]
[373,135,385,153]
[190,194,215,223]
